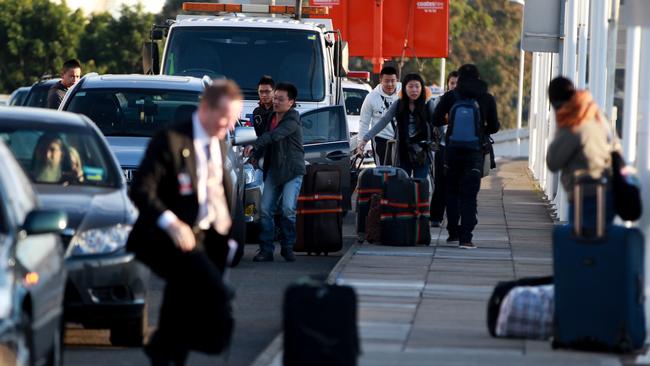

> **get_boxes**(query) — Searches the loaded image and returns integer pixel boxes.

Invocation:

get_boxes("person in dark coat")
[245,82,305,262]
[126,80,243,365]
[252,75,275,136]
[47,59,81,109]
[432,64,500,249]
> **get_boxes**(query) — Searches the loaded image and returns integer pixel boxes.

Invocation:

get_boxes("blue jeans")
[259,171,304,253]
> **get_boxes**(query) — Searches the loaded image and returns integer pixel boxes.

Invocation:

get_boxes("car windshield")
[343,88,369,116]
[66,88,201,137]
[164,27,325,101]
[0,124,120,188]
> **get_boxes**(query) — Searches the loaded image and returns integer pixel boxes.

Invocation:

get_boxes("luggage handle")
[372,167,399,176]
[572,171,607,240]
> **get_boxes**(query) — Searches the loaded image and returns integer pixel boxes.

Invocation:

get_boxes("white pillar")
[564,0,580,81]
[529,53,541,172]
[604,0,620,120]
[622,27,641,164]
[636,29,650,335]
[577,0,590,89]
[516,48,525,154]
[588,0,609,107]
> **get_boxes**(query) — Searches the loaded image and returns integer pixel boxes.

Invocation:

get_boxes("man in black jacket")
[252,75,275,136]
[432,64,500,249]
[47,59,81,109]
[245,83,305,262]
[127,80,242,365]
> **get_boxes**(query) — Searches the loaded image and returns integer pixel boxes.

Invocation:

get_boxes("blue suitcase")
[553,175,646,352]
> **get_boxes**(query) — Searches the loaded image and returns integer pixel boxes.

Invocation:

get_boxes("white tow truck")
[143,1,348,119]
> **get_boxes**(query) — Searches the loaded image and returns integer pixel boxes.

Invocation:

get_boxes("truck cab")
[145,2,348,119]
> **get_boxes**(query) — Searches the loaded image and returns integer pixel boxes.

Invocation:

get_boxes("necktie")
[205,142,232,235]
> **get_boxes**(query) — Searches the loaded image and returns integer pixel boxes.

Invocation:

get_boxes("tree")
[0,0,84,92]
[78,5,156,75]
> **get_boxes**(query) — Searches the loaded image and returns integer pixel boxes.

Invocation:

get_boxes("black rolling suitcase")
[412,178,431,245]
[283,277,360,366]
[553,174,646,352]
[356,167,408,242]
[295,164,343,255]
[380,174,416,246]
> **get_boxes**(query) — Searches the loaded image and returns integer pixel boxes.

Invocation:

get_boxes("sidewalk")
[253,159,634,366]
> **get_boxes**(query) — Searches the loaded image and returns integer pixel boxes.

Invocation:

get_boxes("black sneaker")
[459,242,477,249]
[252,250,273,262]
[446,234,460,243]
[430,220,441,228]
[280,247,296,262]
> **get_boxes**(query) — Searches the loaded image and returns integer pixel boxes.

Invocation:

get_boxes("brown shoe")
[459,242,477,250]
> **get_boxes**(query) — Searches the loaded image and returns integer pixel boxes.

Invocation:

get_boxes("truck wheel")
[109,305,147,347]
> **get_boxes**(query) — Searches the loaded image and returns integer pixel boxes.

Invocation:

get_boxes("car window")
[0,125,120,188]
[301,106,347,145]
[24,83,55,108]
[66,88,201,137]
[343,88,369,116]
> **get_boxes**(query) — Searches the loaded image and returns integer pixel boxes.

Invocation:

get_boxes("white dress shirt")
[157,112,224,230]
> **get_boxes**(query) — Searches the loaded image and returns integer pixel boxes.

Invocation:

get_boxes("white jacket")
[358,83,402,141]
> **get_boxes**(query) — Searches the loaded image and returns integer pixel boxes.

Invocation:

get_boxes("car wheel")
[230,200,246,267]
[109,304,147,347]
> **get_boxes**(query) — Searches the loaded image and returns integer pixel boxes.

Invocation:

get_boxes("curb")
[249,242,360,366]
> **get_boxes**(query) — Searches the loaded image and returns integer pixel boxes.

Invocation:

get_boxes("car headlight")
[70,224,132,256]
[244,164,255,185]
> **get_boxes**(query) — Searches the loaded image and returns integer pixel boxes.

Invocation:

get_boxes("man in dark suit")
[126,80,243,366]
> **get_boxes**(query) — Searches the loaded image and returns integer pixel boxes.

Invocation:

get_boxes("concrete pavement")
[254,159,640,366]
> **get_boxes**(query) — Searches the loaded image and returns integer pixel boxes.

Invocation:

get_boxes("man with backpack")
[432,64,500,249]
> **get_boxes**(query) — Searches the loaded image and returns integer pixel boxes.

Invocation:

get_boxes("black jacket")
[46,81,67,109]
[252,103,273,137]
[432,78,500,136]
[126,118,233,264]
[253,108,305,185]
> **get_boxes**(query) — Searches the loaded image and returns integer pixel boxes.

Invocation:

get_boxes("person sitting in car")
[32,134,83,184]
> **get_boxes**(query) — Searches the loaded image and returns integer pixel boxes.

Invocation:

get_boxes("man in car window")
[47,59,82,109]
[127,80,242,365]
[252,75,275,136]
[245,83,305,263]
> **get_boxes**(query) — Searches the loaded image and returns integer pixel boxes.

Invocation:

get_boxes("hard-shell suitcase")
[553,173,646,352]
[295,164,343,255]
[380,174,416,246]
[283,278,360,366]
[412,178,431,245]
[355,167,409,242]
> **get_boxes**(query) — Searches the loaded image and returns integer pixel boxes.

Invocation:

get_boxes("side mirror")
[22,210,67,236]
[142,42,161,75]
[151,29,164,41]
[232,126,257,146]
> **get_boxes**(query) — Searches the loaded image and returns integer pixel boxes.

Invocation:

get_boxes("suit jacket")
[126,118,233,265]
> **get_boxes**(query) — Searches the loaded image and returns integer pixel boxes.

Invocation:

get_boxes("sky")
[61,0,166,16]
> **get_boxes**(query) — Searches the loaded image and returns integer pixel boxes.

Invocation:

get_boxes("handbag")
[611,150,642,221]
[481,136,495,178]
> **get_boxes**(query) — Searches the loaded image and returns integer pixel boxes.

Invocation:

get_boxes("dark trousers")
[430,146,446,222]
[143,230,231,365]
[445,147,484,243]
[372,136,389,166]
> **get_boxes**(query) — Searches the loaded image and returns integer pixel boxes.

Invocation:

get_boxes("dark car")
[8,86,31,107]
[0,135,67,365]
[23,79,61,109]
[0,107,149,347]
[60,73,257,250]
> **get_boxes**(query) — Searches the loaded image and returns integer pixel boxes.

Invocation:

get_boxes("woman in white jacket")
[358,66,401,165]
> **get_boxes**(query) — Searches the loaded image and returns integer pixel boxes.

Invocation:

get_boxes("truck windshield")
[164,27,325,102]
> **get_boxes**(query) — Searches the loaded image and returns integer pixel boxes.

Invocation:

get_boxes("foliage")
[0,0,84,91]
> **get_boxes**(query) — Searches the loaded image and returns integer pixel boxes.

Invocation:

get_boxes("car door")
[300,105,351,210]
